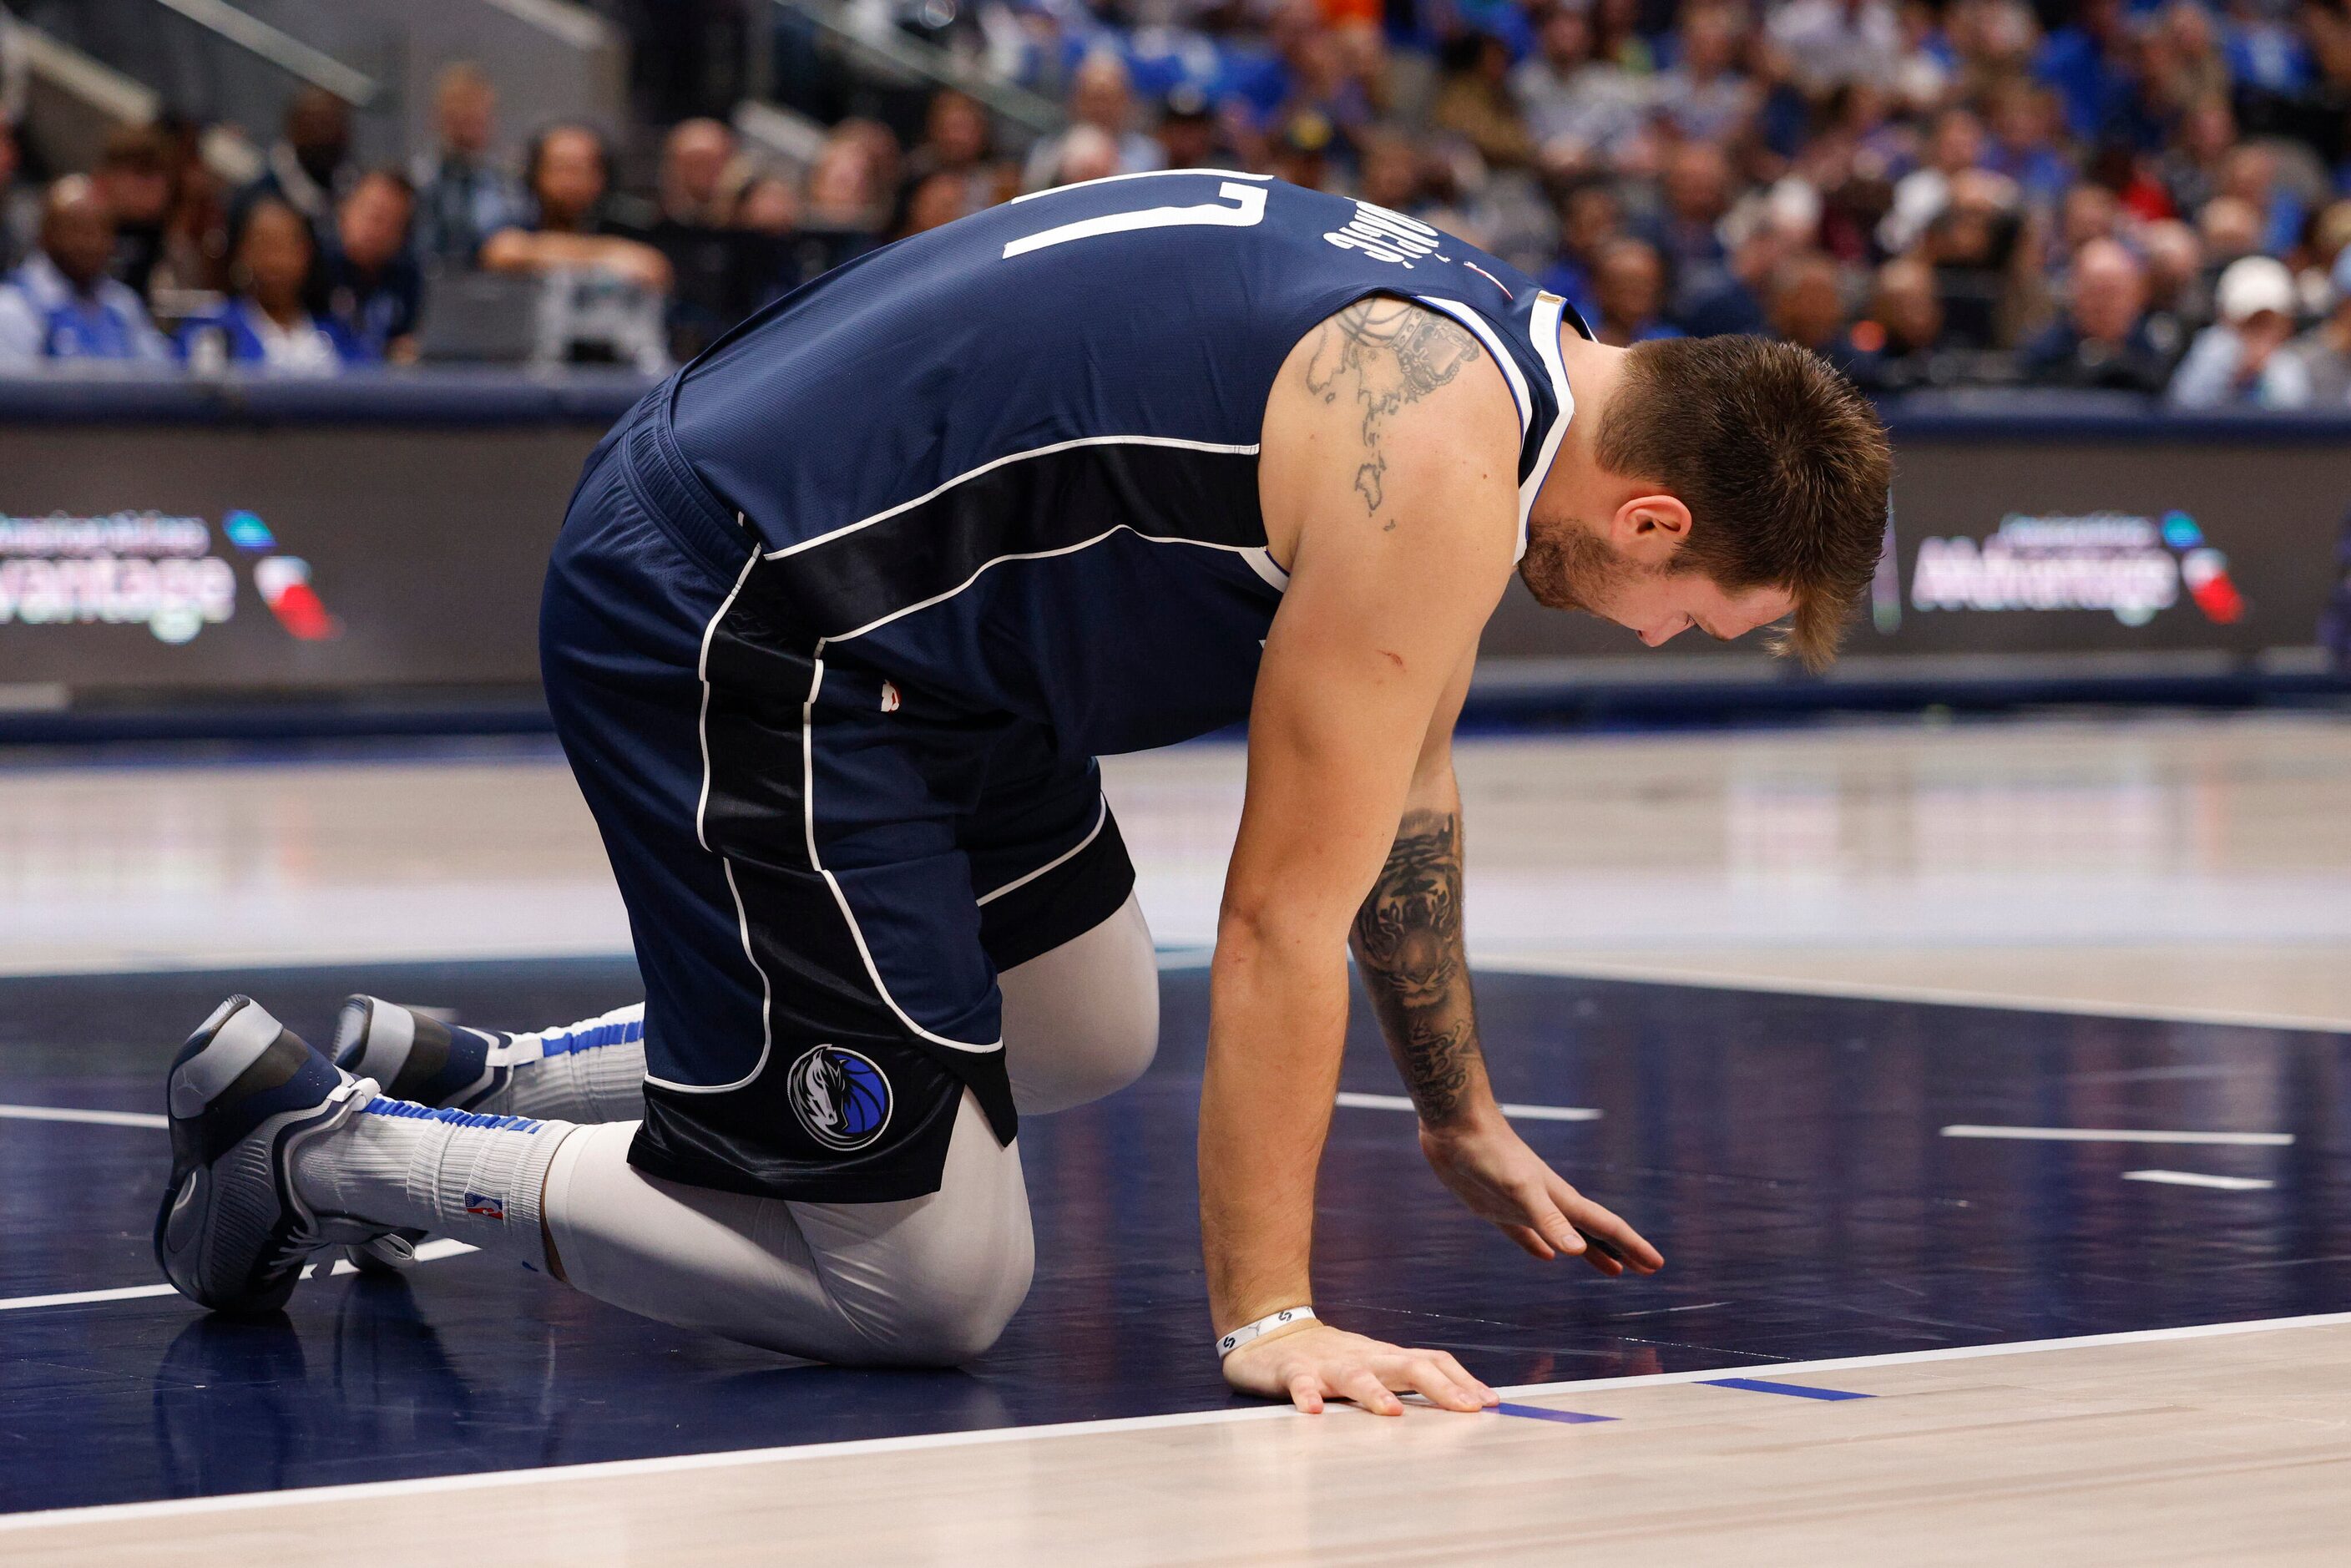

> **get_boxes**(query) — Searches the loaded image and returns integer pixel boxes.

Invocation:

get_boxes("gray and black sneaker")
[328,995,500,1272]
[154,996,385,1316]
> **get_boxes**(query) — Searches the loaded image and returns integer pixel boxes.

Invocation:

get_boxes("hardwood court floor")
[8,1318,2348,1565]
[3,714,2348,1023]
[2,712,2347,1562]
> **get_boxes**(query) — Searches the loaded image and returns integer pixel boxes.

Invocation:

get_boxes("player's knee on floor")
[837,1228,1034,1367]
[1001,893,1160,1115]
[801,1090,1037,1367]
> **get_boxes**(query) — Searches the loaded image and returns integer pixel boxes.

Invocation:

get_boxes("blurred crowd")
[5,1,2351,407]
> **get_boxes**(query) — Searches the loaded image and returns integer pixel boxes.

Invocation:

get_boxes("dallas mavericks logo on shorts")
[786,1044,892,1151]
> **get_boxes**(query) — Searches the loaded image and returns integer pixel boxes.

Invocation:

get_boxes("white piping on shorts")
[655,531,775,1095]
[803,640,1002,1055]
[976,797,1107,908]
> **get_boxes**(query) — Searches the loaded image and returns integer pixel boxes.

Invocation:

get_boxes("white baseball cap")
[2216,255,2295,323]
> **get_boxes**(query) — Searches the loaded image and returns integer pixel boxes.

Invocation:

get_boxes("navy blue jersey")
[670,172,1585,761]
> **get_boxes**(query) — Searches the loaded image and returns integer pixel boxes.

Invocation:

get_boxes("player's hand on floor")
[1418,1112,1664,1276]
[1221,1322,1497,1415]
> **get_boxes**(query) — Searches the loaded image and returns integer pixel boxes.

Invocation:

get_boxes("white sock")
[476,1005,649,1124]
[293,1094,577,1262]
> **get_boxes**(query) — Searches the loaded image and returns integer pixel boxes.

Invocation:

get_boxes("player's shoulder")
[1261,295,1523,581]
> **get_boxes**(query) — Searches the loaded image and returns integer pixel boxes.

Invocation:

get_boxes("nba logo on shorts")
[787,1044,893,1151]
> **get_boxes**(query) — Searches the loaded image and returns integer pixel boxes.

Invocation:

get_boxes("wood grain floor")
[8,1318,2347,1565]
[4,715,2349,1023]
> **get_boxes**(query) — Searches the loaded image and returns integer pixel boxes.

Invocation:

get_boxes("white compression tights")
[317,893,1160,1365]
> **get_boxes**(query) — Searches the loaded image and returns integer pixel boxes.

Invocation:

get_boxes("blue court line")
[1701,1377,1872,1402]
[1493,1402,1615,1425]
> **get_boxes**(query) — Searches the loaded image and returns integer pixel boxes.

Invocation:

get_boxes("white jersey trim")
[1007,168,1274,205]
[1411,294,1530,438]
[761,434,1262,564]
[1517,292,1576,564]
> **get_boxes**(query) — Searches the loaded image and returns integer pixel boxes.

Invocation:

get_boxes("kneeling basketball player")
[156,173,1889,1415]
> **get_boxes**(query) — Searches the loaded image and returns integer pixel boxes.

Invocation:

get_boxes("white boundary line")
[4,1310,2347,1533]
[0,1104,166,1129]
[2123,1170,2276,1191]
[0,1241,479,1314]
[1944,1125,2292,1146]
[1337,1090,1600,1123]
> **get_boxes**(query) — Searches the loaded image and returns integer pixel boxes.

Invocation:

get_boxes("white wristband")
[1216,1306,1316,1358]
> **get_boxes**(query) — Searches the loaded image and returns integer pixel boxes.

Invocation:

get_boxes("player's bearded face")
[1519,522,1645,617]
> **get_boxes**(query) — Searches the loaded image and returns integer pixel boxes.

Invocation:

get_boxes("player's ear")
[1608,493,1691,567]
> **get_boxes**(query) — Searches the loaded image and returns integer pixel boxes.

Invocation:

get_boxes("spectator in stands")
[1980,80,2074,208]
[645,119,764,360]
[0,4,22,132]
[1647,141,1737,320]
[0,176,173,367]
[412,65,529,271]
[1769,0,1904,98]
[1842,255,1960,392]
[2140,217,2209,356]
[92,127,174,301]
[1767,251,1854,362]
[903,91,1012,214]
[1921,169,2026,349]
[791,126,887,284]
[735,173,798,239]
[1589,237,1682,346]
[1881,106,1985,254]
[1655,5,1756,146]
[147,115,230,301]
[2278,246,2351,408]
[1046,124,1124,192]
[177,197,367,374]
[656,119,741,229]
[1430,31,1534,170]
[2019,237,2173,393]
[2168,253,2309,407]
[1023,53,1162,192]
[897,170,972,239]
[319,169,421,363]
[483,126,670,372]
[2033,0,2132,144]
[1155,87,1228,172]
[481,125,671,296]
[1512,3,1646,172]
[238,88,354,243]
[1539,178,1621,325]
[0,115,34,271]
[2163,95,2237,216]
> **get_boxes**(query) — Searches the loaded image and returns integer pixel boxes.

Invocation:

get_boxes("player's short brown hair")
[1595,336,1891,671]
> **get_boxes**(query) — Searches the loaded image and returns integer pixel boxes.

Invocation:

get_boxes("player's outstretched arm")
[1353,706,1665,1279]
[1205,298,1514,1416]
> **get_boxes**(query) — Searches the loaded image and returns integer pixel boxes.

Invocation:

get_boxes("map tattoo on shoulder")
[1299,300,1483,523]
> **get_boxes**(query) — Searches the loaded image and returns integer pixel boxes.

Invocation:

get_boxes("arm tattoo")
[1297,299,1482,523]
[1352,808,1486,1125]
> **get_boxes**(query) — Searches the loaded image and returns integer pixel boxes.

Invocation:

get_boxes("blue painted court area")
[3,959,2346,1514]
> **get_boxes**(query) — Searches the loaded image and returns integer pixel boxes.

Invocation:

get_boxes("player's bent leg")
[544,1091,1033,1366]
[334,996,650,1124]
[999,891,1160,1115]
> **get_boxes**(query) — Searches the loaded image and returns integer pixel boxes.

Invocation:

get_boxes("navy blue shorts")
[539,388,1135,1202]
